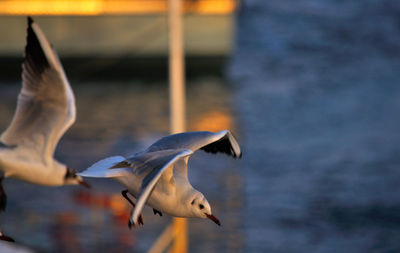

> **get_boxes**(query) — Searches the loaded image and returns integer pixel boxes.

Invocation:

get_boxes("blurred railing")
[0,0,235,15]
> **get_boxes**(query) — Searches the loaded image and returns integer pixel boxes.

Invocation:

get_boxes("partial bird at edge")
[0,17,90,212]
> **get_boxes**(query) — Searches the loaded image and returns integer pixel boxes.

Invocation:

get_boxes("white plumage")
[79,130,241,227]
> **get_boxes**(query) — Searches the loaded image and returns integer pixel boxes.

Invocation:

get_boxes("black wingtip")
[28,16,33,26]
[201,134,242,159]
[24,16,50,75]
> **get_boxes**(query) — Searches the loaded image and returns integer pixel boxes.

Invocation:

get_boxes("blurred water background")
[0,0,400,252]
[229,0,400,252]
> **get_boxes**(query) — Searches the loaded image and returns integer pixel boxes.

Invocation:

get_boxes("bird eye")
[199,204,204,209]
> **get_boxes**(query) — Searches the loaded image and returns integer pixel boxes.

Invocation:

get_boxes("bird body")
[0,146,67,186]
[115,159,200,218]
[79,130,241,226]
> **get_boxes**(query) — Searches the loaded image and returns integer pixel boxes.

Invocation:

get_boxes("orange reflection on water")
[52,212,82,253]
[74,191,110,209]
[63,190,136,251]
[109,194,132,224]
[74,190,132,225]
[190,110,233,132]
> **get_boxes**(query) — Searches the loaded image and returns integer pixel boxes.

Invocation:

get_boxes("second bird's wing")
[78,156,130,178]
[147,130,242,158]
[145,130,242,179]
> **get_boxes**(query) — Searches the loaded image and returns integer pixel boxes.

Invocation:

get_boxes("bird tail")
[78,156,130,178]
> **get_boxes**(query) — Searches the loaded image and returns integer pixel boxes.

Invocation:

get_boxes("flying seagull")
[78,130,241,227]
[0,17,89,212]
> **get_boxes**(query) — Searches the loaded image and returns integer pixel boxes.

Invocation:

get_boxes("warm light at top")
[191,111,234,132]
[0,0,236,15]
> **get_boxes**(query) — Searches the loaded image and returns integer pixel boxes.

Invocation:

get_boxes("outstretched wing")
[147,130,242,158]
[78,156,130,178]
[0,17,75,165]
[79,149,193,225]
[128,149,193,225]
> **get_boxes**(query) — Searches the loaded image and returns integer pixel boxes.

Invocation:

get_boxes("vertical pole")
[168,0,187,253]
[169,0,185,134]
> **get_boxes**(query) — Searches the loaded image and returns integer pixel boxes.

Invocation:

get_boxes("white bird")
[78,130,241,227]
[0,17,89,210]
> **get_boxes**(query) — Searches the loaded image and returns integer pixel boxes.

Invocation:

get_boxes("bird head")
[64,167,90,188]
[189,192,220,226]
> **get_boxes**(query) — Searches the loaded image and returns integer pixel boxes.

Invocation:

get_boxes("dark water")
[229,0,400,252]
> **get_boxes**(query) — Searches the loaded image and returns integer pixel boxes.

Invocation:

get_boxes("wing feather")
[0,17,75,164]
[201,131,242,158]
[78,156,129,178]
[147,130,242,158]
